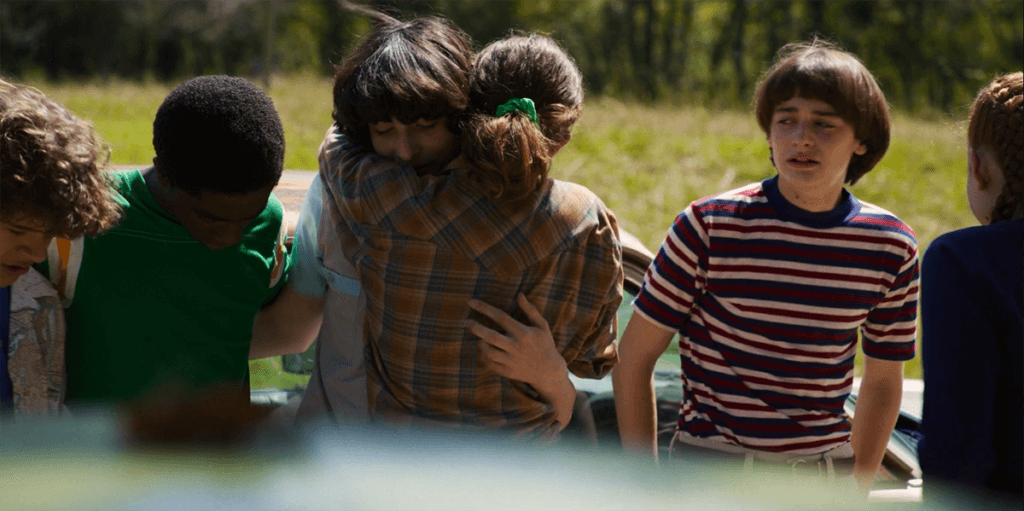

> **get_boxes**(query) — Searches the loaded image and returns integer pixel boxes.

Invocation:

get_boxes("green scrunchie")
[494,98,539,125]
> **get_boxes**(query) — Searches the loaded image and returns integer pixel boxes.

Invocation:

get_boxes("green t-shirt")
[42,169,289,405]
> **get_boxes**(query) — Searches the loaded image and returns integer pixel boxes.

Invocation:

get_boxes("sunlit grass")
[23,75,976,381]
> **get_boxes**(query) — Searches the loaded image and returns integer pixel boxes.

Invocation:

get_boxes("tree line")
[1,0,1021,114]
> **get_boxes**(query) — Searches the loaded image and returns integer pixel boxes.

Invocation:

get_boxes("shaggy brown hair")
[332,9,472,149]
[1,80,121,236]
[754,40,891,185]
[968,72,1023,224]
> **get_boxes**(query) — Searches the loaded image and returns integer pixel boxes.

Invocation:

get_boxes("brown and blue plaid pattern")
[318,126,622,436]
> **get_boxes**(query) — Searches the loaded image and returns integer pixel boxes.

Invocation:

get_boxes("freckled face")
[369,117,458,175]
[0,216,52,287]
[768,96,867,208]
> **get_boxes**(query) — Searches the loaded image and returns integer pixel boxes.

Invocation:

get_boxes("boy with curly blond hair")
[0,79,121,415]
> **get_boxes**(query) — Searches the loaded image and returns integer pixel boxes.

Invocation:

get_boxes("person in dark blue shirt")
[920,71,1023,508]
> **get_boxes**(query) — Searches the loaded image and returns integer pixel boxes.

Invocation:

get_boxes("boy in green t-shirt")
[43,75,290,408]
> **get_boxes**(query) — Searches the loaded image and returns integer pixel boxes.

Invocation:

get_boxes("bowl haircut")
[755,40,891,185]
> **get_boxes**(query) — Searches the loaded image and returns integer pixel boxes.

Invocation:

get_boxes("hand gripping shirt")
[635,177,918,454]
[42,169,289,406]
[317,125,623,436]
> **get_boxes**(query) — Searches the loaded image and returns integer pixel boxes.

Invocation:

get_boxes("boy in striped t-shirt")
[613,40,917,497]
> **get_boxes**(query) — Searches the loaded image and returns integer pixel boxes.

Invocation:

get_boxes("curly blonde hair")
[1,79,121,236]
[968,72,1023,224]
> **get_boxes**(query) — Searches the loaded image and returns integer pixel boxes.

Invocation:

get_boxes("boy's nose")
[794,122,812,144]
[396,134,415,162]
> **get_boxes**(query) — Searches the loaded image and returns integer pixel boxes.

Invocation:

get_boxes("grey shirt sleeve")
[289,174,329,298]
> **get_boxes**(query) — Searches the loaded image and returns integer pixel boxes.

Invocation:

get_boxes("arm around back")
[250,172,328,360]
[468,294,578,430]
[249,284,324,360]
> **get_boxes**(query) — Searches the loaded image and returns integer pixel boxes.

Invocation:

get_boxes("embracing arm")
[612,313,675,460]
[467,294,578,430]
[851,356,904,494]
[249,284,324,360]
[250,173,328,360]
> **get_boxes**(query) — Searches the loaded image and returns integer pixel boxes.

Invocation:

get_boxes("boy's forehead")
[774,96,839,114]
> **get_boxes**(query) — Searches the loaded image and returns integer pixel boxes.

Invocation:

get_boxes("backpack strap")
[46,237,83,307]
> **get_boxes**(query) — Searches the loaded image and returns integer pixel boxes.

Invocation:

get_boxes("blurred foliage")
[2,0,1021,113]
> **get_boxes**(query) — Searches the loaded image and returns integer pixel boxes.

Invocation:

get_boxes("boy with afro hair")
[42,75,290,408]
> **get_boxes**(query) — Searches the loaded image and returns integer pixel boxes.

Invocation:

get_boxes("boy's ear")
[854,142,867,156]
[152,157,173,189]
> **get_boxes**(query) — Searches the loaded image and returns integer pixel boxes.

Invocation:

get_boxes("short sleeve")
[288,174,329,298]
[632,206,709,332]
[861,245,919,361]
[565,205,623,379]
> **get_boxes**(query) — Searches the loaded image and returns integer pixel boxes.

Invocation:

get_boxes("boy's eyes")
[371,119,441,134]
[3,224,35,237]
[773,117,837,128]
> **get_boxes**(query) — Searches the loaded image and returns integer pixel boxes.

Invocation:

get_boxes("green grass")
[26,75,978,382]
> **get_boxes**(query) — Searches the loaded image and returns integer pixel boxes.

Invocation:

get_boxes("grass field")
[32,74,979,381]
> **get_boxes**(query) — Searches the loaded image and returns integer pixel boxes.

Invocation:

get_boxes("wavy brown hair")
[461,34,584,201]
[755,39,890,185]
[1,79,121,237]
[968,72,1023,224]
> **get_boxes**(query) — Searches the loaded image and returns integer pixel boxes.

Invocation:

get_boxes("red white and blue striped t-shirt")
[634,176,918,454]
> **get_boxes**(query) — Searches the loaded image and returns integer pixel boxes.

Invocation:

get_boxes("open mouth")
[788,156,819,167]
[2,264,30,276]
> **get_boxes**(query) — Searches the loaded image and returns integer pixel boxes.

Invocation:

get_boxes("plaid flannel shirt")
[317,125,622,436]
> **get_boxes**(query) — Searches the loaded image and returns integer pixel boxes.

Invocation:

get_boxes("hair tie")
[495,98,539,125]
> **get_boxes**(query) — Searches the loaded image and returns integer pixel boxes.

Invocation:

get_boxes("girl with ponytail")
[458,34,582,202]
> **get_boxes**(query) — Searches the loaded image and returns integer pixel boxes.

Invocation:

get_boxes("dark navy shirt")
[919,218,1023,503]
